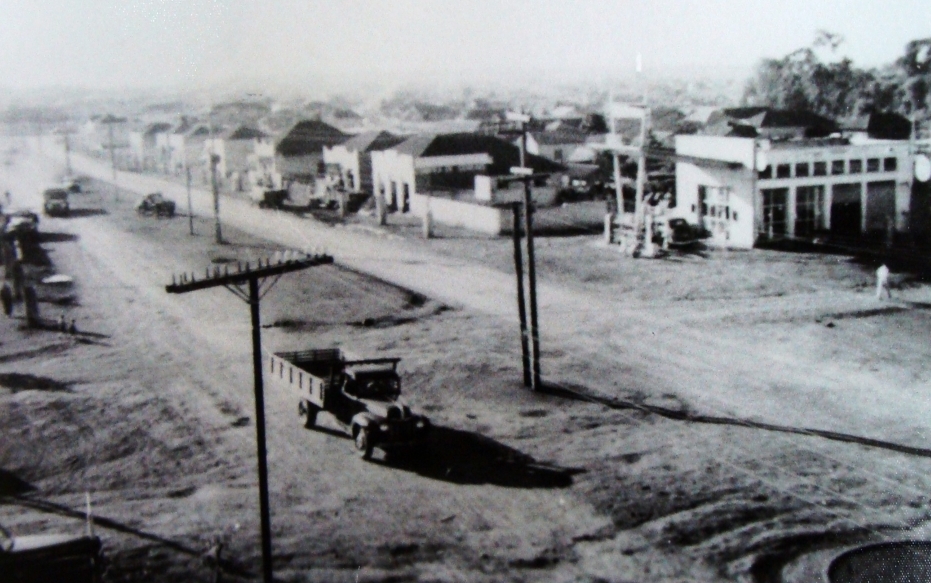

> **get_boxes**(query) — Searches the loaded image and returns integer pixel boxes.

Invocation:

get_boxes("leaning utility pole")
[166,251,335,583]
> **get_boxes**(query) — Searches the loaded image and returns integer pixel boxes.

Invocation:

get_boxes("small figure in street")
[68,319,77,334]
[0,282,12,317]
[58,312,67,332]
[876,264,891,300]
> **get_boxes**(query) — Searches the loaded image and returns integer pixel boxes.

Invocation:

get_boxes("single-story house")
[204,126,275,191]
[275,119,349,183]
[322,131,405,194]
[370,132,565,213]
[128,121,172,171]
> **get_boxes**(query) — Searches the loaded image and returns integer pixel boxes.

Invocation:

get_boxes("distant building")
[128,122,172,171]
[322,131,405,194]
[162,117,195,174]
[175,124,212,178]
[839,112,913,141]
[81,114,130,164]
[518,128,589,164]
[370,132,564,212]
[674,134,913,248]
[704,107,838,139]
[275,120,349,183]
[204,126,275,191]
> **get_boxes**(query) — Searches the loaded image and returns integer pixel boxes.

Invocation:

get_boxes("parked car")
[257,189,289,209]
[0,527,103,583]
[136,193,175,217]
[43,188,70,217]
[661,218,708,248]
[3,210,40,239]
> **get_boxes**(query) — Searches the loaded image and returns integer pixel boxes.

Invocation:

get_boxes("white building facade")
[675,135,913,248]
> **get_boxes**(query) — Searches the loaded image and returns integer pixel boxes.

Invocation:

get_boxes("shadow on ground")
[64,208,108,218]
[542,382,931,459]
[35,231,79,244]
[0,372,71,393]
[375,425,583,487]
[0,469,35,496]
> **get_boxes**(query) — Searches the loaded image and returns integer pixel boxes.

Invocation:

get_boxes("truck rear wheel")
[354,427,373,460]
[299,400,317,428]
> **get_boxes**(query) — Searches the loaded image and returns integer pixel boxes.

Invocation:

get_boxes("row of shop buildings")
[80,106,931,249]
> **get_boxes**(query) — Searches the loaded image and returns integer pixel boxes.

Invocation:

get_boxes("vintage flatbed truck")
[269,348,430,459]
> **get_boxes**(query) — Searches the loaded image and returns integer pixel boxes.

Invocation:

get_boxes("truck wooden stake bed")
[269,349,430,460]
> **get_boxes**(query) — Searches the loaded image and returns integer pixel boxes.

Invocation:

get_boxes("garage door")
[831,183,862,237]
[865,180,896,232]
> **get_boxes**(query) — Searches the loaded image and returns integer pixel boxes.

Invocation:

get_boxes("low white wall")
[409,194,605,236]
[533,202,606,232]
[409,193,506,235]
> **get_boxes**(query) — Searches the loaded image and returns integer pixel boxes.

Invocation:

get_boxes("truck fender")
[350,413,378,434]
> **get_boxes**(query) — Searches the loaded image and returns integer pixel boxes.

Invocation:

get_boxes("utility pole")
[107,123,117,181]
[186,164,195,236]
[166,252,335,583]
[63,130,72,177]
[210,153,223,244]
[511,203,531,386]
[506,110,542,390]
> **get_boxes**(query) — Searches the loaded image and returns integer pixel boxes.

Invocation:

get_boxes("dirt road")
[5,136,931,582]
[63,143,931,447]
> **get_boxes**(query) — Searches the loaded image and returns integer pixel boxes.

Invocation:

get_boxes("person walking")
[876,264,891,300]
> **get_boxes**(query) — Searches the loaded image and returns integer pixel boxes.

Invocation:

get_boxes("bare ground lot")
[3,138,931,582]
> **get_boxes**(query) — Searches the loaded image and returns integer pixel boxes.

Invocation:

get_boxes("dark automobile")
[3,209,40,239]
[663,217,708,247]
[136,192,176,217]
[43,188,71,217]
[0,528,103,583]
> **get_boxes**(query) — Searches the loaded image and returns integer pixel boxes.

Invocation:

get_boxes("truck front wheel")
[354,427,374,460]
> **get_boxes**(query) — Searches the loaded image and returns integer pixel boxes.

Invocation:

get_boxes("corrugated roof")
[393,134,437,157]
[276,119,349,156]
[839,112,911,140]
[340,131,405,153]
[98,114,127,124]
[172,117,195,134]
[225,126,267,140]
[144,122,173,136]
[530,128,589,145]
[723,107,836,131]
[393,133,566,174]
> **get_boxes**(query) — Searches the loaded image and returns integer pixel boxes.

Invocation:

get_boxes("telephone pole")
[186,165,195,236]
[100,114,126,182]
[166,252,334,583]
[210,153,223,244]
[505,110,543,390]
[63,130,72,177]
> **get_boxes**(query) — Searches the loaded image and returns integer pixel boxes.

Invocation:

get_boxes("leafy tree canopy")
[743,31,931,123]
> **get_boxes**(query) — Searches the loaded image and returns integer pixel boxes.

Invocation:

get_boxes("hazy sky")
[0,0,927,91]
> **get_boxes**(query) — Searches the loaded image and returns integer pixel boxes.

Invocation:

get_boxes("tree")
[743,33,872,119]
[744,34,931,129]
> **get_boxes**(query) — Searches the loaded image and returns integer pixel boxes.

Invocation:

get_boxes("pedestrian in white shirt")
[876,264,891,300]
